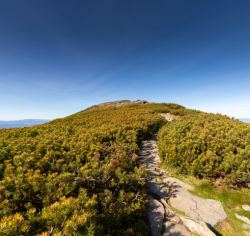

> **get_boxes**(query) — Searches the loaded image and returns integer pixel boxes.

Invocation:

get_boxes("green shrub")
[0,103,172,235]
[158,112,250,187]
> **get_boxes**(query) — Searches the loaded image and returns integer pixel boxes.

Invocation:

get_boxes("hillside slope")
[0,101,185,235]
[0,101,249,235]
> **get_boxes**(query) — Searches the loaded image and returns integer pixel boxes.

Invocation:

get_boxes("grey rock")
[148,197,165,236]
[180,216,216,236]
[163,221,191,236]
[160,198,181,224]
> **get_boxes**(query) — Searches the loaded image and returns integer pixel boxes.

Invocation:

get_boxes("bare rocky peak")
[96,99,148,107]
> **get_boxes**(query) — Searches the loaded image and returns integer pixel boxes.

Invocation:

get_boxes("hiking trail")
[138,113,227,236]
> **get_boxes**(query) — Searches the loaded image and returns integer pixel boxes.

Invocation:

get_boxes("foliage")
[0,102,178,235]
[158,112,250,187]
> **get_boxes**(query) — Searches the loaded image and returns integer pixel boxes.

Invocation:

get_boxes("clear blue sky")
[0,0,250,120]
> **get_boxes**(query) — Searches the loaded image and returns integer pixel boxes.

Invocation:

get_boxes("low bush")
[158,112,250,187]
[0,102,174,235]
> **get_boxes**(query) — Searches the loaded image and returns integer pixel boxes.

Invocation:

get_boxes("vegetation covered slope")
[158,112,250,187]
[0,102,183,236]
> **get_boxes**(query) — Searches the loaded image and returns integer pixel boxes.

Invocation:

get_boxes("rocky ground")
[139,114,228,236]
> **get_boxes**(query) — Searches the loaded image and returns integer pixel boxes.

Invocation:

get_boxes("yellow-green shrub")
[0,103,179,235]
[158,112,250,187]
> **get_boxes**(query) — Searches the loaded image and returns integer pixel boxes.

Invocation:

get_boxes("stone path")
[139,115,228,236]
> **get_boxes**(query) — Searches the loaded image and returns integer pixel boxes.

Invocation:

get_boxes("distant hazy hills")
[240,119,250,123]
[0,114,249,129]
[0,119,50,128]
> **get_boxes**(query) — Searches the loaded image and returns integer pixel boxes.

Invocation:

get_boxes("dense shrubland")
[2,100,249,235]
[158,112,250,187]
[0,102,183,235]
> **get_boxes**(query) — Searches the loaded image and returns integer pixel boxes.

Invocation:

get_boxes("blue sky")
[0,0,250,120]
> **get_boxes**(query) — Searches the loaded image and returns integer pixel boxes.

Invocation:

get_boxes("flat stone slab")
[166,177,227,226]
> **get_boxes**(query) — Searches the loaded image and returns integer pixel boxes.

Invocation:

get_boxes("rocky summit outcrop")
[91,99,148,109]
[138,113,227,236]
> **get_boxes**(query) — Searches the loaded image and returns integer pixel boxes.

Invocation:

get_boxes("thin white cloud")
[193,99,250,118]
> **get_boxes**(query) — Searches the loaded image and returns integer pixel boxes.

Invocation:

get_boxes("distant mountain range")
[0,119,50,128]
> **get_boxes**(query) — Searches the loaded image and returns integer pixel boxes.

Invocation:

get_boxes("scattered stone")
[243,205,250,212]
[235,213,250,225]
[180,216,216,236]
[147,196,165,236]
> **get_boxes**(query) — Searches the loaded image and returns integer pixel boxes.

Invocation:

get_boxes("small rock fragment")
[243,205,250,212]
[235,213,250,225]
